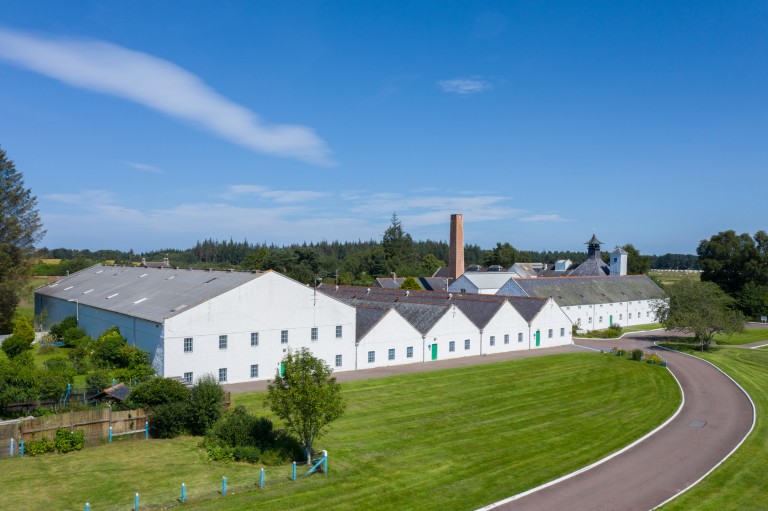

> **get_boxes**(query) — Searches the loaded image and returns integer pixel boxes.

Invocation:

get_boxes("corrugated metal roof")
[35,264,263,323]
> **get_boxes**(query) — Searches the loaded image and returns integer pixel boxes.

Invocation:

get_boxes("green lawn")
[623,323,663,333]
[659,347,768,510]
[714,328,768,346]
[0,353,679,511]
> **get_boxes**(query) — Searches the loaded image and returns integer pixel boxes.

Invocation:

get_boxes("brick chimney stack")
[448,214,464,282]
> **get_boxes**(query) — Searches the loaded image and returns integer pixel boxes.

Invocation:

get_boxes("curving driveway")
[479,331,754,511]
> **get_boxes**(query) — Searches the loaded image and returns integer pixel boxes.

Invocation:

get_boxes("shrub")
[149,401,190,439]
[12,317,35,343]
[39,370,71,400]
[260,448,289,466]
[54,428,85,453]
[86,370,113,392]
[26,438,56,456]
[644,353,667,366]
[205,443,234,462]
[208,406,275,450]
[1,335,33,358]
[188,374,225,436]
[37,343,56,355]
[50,316,78,340]
[608,323,623,333]
[61,327,89,349]
[629,349,644,361]
[233,445,261,463]
[128,377,190,408]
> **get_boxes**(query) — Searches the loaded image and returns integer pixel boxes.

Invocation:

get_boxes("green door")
[610,315,613,326]
[431,344,438,360]
[279,363,285,377]
[535,330,540,347]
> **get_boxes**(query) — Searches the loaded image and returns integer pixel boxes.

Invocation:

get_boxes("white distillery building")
[35,266,357,385]
[318,286,573,369]
[35,266,573,384]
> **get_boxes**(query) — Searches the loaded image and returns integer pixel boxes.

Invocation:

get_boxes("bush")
[188,374,225,436]
[205,443,234,462]
[608,323,623,333]
[61,327,89,349]
[86,370,113,392]
[260,448,289,466]
[12,317,35,343]
[208,406,275,450]
[629,349,644,361]
[1,335,33,358]
[233,445,261,463]
[149,401,190,439]
[54,428,85,453]
[37,343,56,355]
[128,377,190,408]
[50,316,78,340]
[26,438,56,456]
[644,353,667,367]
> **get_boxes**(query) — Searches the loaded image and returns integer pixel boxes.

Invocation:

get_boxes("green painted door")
[431,344,438,360]
[535,330,540,347]
[610,315,613,326]
[279,363,285,377]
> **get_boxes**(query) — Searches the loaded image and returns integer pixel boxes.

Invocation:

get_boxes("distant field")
[659,347,768,510]
[0,353,679,511]
[649,269,701,286]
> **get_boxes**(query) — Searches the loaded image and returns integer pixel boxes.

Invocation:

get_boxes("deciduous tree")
[265,348,345,464]
[652,279,745,350]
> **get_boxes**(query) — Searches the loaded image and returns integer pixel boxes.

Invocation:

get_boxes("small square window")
[548,329,553,339]
[629,313,633,319]
[619,314,623,320]
[589,317,593,323]
[406,346,413,358]
[599,316,603,323]
[518,332,523,342]
[560,327,565,337]
[464,339,470,350]
[184,337,193,353]
[281,330,288,344]
[218,368,227,383]
[504,334,509,344]
[219,335,228,350]
[251,332,259,347]
[449,341,455,352]
[311,327,318,341]
[183,372,193,384]
[489,335,495,346]
[250,364,259,378]
[368,351,375,363]
[388,348,395,360]
[336,325,342,338]
[335,354,342,367]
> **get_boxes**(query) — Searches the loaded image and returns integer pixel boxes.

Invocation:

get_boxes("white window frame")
[251,332,259,347]
[250,364,259,378]
[219,335,228,350]
[184,337,193,353]
[449,341,455,352]
[311,327,318,341]
[336,325,342,338]
[183,372,193,384]
[281,330,288,344]
[368,351,375,363]
[490,335,495,346]
[335,354,342,367]
[388,348,395,360]
[464,339,470,350]
[218,368,227,383]
[406,346,413,358]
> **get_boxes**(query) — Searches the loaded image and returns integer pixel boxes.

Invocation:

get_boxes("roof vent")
[366,288,370,294]
[405,290,410,296]
[448,293,453,300]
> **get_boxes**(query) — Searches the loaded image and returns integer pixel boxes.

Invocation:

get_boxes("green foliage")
[50,316,78,340]
[265,347,345,463]
[697,230,768,296]
[187,374,225,436]
[149,401,190,439]
[204,443,235,462]
[484,242,518,268]
[382,213,419,276]
[0,146,45,334]
[628,348,644,361]
[737,282,768,320]
[1,334,33,358]
[581,328,621,339]
[128,377,190,408]
[621,244,652,275]
[86,369,113,391]
[12,316,35,343]
[400,276,422,290]
[39,367,71,399]
[26,437,56,456]
[54,428,85,453]
[61,327,89,348]
[0,356,40,408]
[652,279,745,350]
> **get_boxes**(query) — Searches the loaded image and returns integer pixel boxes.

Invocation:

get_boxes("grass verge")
[0,353,678,511]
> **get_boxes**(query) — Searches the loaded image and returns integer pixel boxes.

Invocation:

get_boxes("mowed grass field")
[659,347,768,510]
[0,353,679,511]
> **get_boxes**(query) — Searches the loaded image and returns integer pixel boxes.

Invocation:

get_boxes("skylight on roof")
[134,298,147,304]
[106,293,119,299]
[140,273,148,278]
[96,270,103,274]
[172,304,187,312]
[64,286,74,291]
[83,289,94,294]
[203,278,218,284]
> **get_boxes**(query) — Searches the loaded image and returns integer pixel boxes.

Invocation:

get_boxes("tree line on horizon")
[32,214,699,285]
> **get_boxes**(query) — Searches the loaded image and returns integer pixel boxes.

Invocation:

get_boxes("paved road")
[481,332,754,511]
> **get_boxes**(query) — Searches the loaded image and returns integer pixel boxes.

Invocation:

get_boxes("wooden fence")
[0,408,148,458]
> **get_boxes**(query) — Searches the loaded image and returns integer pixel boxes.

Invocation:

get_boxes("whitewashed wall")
[480,302,531,354]
[163,272,357,384]
[423,305,481,360]
[356,309,424,369]
[561,299,658,331]
[527,298,573,348]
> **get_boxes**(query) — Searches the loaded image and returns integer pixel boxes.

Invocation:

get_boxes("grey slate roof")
[355,306,390,339]
[318,285,549,335]
[568,257,610,277]
[35,264,263,323]
[505,275,665,307]
[373,277,449,291]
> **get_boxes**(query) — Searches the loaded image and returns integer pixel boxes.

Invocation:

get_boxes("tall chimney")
[449,214,464,282]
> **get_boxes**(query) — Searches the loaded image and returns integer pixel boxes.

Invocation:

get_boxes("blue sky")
[1,1,766,255]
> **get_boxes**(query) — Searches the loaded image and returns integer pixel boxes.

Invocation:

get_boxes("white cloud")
[125,162,163,174]
[0,27,333,166]
[225,185,328,204]
[437,77,492,95]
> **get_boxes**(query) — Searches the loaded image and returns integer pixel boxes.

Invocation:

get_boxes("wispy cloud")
[225,185,328,204]
[0,27,333,166]
[519,214,570,222]
[437,77,492,95]
[125,162,163,174]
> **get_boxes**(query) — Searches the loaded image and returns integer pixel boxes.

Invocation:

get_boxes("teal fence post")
[9,438,14,457]
[134,492,139,511]
[19,439,24,457]
[260,468,265,488]
[145,421,149,439]
[181,483,186,503]
[109,426,113,442]
[222,476,227,496]
[292,461,296,481]
[322,450,328,474]
[85,503,90,511]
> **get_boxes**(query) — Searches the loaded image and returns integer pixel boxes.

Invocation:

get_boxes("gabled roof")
[568,257,610,277]
[373,277,449,291]
[456,272,515,289]
[355,306,391,339]
[509,275,665,306]
[35,264,264,323]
